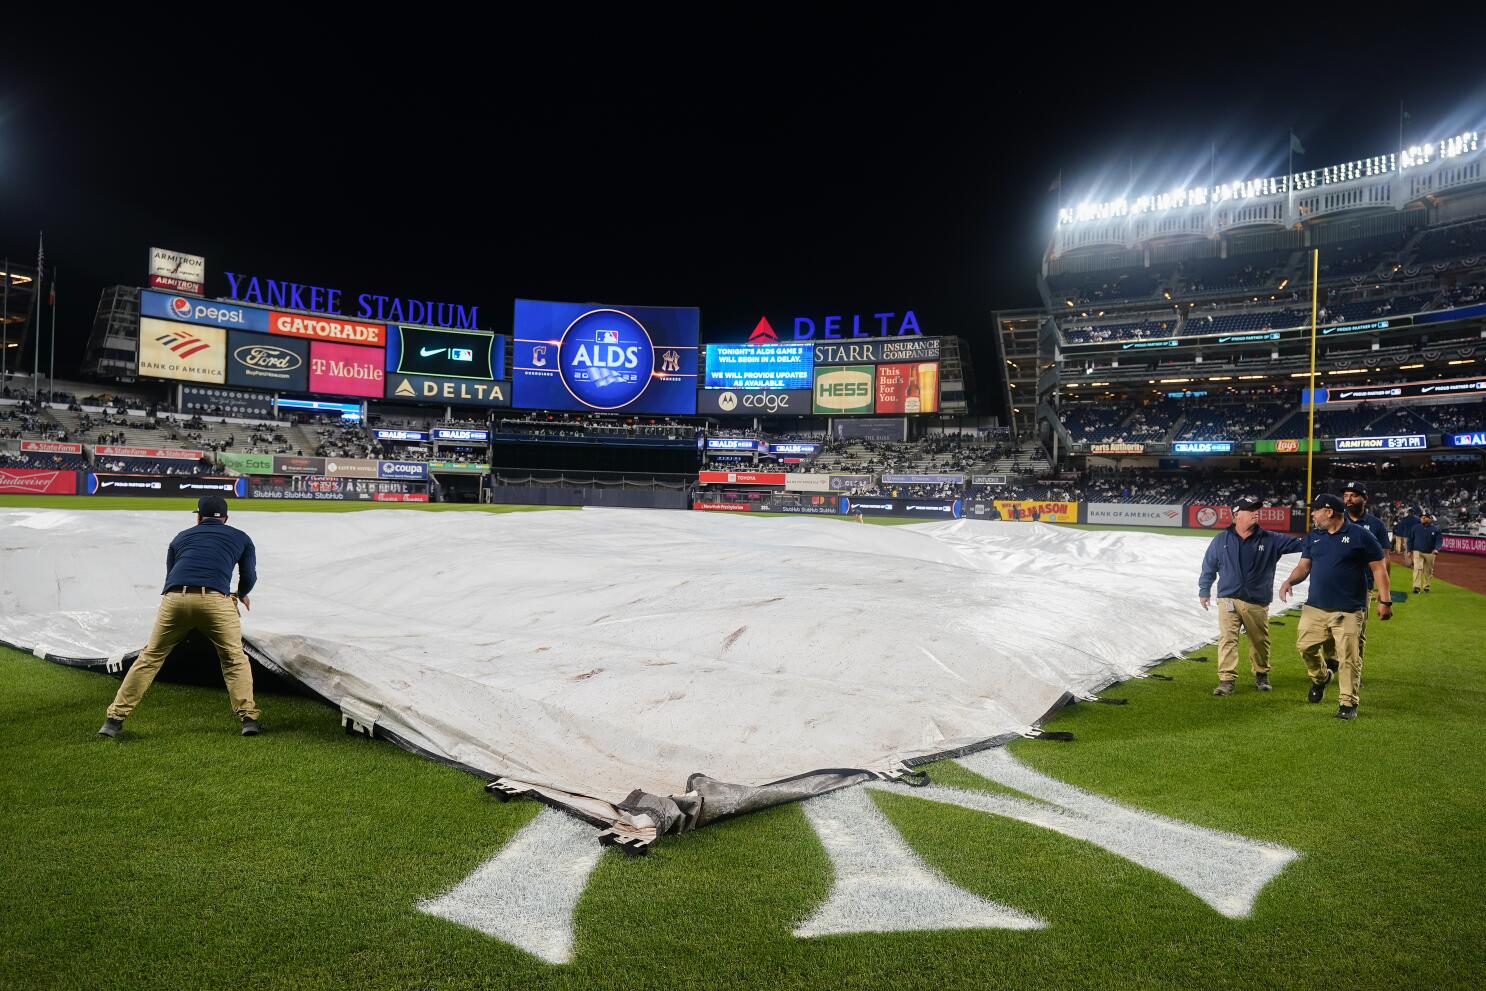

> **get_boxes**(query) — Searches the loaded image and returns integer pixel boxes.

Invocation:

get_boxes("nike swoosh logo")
[420,347,446,357]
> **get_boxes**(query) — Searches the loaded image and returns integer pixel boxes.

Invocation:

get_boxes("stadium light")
[1399,363,1423,370]
[1449,359,1476,365]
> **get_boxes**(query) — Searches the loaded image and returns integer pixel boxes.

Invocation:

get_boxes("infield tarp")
[0,509,1293,833]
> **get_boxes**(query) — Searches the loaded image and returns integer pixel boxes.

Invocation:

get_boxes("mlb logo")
[596,329,620,344]
[450,348,473,362]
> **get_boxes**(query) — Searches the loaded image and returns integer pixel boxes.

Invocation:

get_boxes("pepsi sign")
[141,290,270,332]
[512,299,698,415]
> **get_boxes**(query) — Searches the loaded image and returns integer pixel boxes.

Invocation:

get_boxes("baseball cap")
[1310,493,1345,513]
[1341,481,1368,498]
[1231,498,1263,513]
[197,495,229,518]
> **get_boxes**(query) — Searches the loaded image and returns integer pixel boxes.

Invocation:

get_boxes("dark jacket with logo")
[161,519,257,597]
[1410,523,1443,554]
[1198,525,1305,604]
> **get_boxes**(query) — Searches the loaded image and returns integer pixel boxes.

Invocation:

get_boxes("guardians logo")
[558,309,656,410]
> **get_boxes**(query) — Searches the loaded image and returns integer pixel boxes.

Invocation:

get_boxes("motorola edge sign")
[697,389,813,415]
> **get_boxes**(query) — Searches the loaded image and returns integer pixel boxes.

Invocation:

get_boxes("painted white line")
[874,748,1299,919]
[795,786,1046,938]
[419,808,603,964]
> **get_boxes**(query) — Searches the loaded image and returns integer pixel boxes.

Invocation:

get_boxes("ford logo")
[235,345,302,370]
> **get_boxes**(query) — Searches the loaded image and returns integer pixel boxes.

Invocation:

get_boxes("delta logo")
[748,317,779,345]
[154,329,211,358]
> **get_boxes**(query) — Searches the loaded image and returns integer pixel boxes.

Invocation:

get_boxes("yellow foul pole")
[1305,248,1319,504]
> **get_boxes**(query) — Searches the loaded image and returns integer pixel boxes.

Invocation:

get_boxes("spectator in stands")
[1198,498,1304,696]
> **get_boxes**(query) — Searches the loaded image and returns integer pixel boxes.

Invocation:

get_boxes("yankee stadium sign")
[224,272,479,330]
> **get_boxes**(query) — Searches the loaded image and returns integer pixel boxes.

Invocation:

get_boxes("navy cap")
[1231,498,1263,513]
[1310,493,1345,513]
[197,495,229,518]
[1341,481,1368,498]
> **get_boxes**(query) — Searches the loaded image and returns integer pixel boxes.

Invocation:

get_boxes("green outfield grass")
[1,511,1483,990]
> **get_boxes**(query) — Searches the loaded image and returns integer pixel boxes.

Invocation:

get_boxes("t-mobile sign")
[309,341,385,398]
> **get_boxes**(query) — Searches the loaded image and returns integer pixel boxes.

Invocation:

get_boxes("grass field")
[2,503,1483,990]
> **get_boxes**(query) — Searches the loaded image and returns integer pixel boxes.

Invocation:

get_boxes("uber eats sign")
[813,365,874,414]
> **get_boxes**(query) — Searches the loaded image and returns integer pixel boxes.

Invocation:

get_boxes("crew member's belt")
[167,586,228,596]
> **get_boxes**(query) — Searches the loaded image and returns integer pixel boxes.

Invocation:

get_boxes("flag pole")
[33,232,44,402]
[48,273,57,404]
[1305,248,1319,505]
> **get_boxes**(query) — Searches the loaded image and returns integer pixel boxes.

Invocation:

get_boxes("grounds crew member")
[98,495,261,737]
[1197,498,1304,696]
[1394,505,1421,557]
[1323,480,1391,671]
[1410,510,1443,593]
[1278,493,1393,720]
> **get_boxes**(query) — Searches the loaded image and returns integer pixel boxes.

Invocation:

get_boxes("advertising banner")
[0,468,78,494]
[20,440,83,455]
[880,473,964,484]
[386,373,510,407]
[874,362,940,414]
[141,290,269,332]
[1187,504,1293,531]
[512,299,699,415]
[323,458,380,478]
[1256,438,1321,453]
[138,318,226,383]
[180,385,277,419]
[704,344,813,390]
[768,442,819,455]
[697,388,813,416]
[1444,431,1486,447]
[273,455,327,475]
[374,429,428,442]
[378,460,430,481]
[309,341,386,398]
[86,474,247,497]
[991,500,1079,523]
[1333,434,1427,452]
[813,365,875,414]
[772,494,841,514]
[219,452,276,475]
[95,445,203,461]
[698,471,786,485]
[1090,443,1146,454]
[784,474,835,493]
[814,337,942,365]
[147,247,205,294]
[706,438,759,451]
[1441,534,1486,556]
[387,325,503,380]
[248,475,424,501]
[432,428,490,443]
[971,475,1009,485]
[270,312,386,347]
[427,461,489,473]
[1171,440,1234,454]
[832,417,905,441]
[1086,503,1184,526]
[1325,377,1486,403]
[840,496,962,519]
[828,474,875,492]
[692,502,758,512]
[226,331,309,392]
[373,492,430,503]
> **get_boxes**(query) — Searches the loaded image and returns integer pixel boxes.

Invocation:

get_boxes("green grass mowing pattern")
[2,527,1484,988]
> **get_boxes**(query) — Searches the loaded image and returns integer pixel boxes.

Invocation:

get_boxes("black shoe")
[1254,672,1272,692]
[1336,705,1357,720]
[1212,681,1235,697]
[1413,587,1420,594]
[1307,669,1333,704]
[1424,587,1430,593]
[1325,658,1339,674]
[98,718,123,738]
[241,718,260,736]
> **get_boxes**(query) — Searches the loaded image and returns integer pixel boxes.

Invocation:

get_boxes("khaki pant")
[107,591,259,721]
[1215,598,1271,681]
[1297,604,1365,707]
[1412,551,1437,590]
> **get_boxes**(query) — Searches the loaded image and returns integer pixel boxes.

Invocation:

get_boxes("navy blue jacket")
[161,519,257,597]
[1410,523,1443,554]
[1199,525,1305,604]
[1348,511,1390,587]
[1396,514,1420,543]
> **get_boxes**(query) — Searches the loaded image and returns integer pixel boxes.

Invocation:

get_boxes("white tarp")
[0,508,1289,818]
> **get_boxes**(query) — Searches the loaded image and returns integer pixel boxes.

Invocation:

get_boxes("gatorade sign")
[813,365,874,414]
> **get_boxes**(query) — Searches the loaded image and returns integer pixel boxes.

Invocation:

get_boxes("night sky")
[3,19,1484,407]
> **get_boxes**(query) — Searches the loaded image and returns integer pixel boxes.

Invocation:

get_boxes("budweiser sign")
[0,468,78,494]
[20,440,83,455]
[95,446,204,461]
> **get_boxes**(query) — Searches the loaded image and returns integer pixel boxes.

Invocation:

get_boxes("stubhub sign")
[141,290,270,332]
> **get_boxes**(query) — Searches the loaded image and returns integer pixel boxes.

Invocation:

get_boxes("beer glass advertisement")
[874,362,939,414]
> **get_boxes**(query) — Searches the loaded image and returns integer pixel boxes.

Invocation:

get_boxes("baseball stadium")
[4,79,1486,990]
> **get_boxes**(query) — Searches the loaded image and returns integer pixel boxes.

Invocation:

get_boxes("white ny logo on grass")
[420,749,1299,964]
